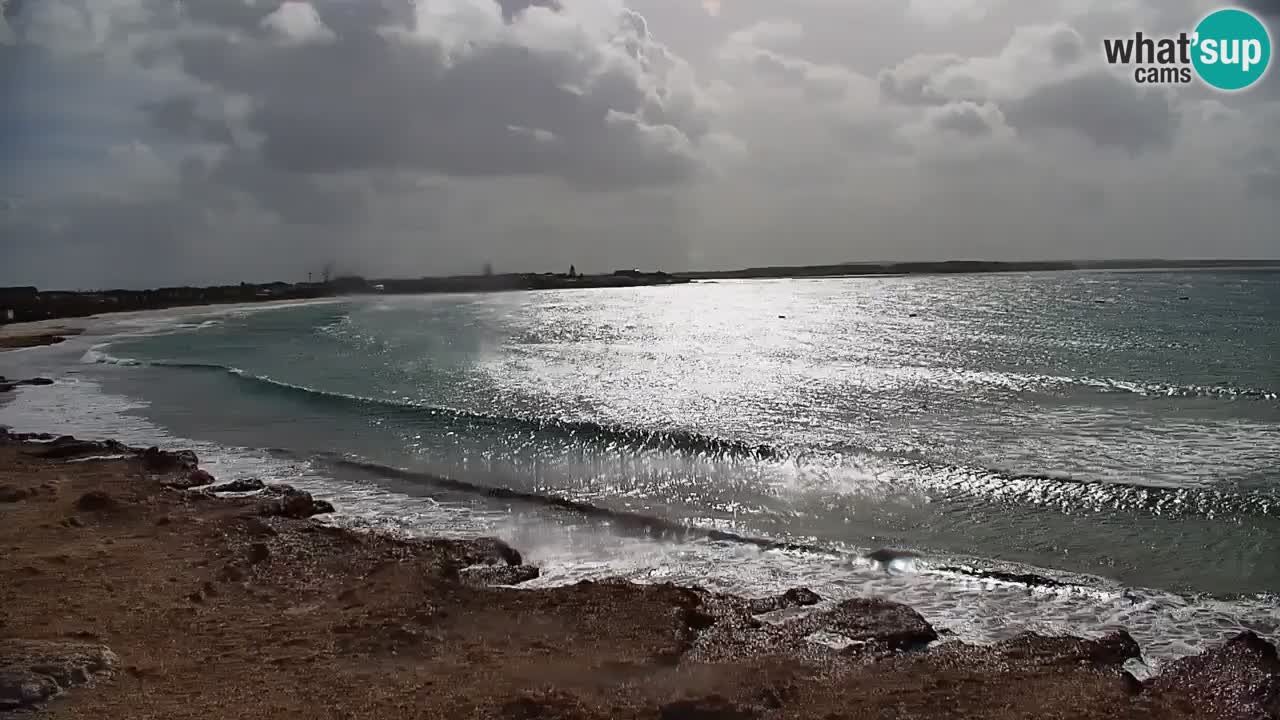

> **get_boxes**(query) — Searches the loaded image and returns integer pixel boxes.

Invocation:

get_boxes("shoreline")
[5,260,1278,330]
[1,428,1277,718]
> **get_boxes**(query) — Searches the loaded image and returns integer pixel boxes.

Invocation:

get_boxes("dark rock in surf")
[799,598,938,651]
[206,478,266,494]
[452,537,524,567]
[992,630,1140,668]
[0,378,53,393]
[938,566,1066,589]
[162,468,215,490]
[865,548,919,566]
[459,564,540,587]
[1145,631,1280,717]
[140,447,199,474]
[745,588,823,614]
[257,486,334,519]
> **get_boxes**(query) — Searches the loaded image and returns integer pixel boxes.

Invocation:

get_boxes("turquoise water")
[6,270,1279,660]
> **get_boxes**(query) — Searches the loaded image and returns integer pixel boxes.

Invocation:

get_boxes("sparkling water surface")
[3,270,1278,663]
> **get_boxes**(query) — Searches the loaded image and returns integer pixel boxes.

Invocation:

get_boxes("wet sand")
[1,429,1277,719]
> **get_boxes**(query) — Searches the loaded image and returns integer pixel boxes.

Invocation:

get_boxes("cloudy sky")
[1,0,1277,289]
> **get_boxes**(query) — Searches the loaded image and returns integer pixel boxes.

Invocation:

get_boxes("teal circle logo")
[1192,8,1272,91]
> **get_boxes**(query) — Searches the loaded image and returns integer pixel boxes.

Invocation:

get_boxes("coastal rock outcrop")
[0,484,34,503]
[0,640,118,713]
[24,437,131,461]
[989,629,1141,668]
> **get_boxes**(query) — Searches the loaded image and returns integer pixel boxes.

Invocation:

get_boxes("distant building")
[569,265,577,278]
[613,268,642,277]
[483,263,494,277]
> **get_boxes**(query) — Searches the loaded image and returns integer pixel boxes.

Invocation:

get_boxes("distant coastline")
[3,258,1278,326]
[677,257,1280,280]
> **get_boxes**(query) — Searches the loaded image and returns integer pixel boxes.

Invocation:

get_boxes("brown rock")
[1146,631,1280,718]
[0,485,32,503]
[159,471,212,490]
[994,630,1141,668]
[0,640,117,713]
[28,438,130,461]
[217,564,247,583]
[800,597,938,650]
[74,491,117,512]
[745,587,822,614]
[459,564,540,587]
[247,543,270,565]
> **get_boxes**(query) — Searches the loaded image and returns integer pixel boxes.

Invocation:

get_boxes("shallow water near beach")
[3,270,1279,665]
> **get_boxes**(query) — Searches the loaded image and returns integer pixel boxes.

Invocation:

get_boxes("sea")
[2,270,1278,667]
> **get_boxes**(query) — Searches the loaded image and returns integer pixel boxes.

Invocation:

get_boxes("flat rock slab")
[0,640,117,712]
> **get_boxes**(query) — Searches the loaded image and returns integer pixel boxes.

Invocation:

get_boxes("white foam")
[3,336,1277,667]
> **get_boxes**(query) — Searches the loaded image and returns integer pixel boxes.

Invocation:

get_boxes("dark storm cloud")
[1235,0,1279,18]
[149,1,713,191]
[1006,72,1179,154]
[142,96,233,144]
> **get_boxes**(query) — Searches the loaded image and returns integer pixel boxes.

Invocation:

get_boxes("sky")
[0,0,1278,289]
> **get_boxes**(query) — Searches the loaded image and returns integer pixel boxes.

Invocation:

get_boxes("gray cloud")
[1006,72,1179,154]
[928,101,1003,136]
[1236,0,1279,18]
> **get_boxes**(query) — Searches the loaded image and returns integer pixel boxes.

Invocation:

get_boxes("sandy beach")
[1,427,1277,719]
[0,320,87,351]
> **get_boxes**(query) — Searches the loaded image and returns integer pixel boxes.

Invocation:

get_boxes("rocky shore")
[1,428,1278,719]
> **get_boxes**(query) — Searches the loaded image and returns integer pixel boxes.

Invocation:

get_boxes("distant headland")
[2,259,1278,325]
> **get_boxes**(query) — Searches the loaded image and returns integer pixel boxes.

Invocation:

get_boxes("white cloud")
[260,1,336,45]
